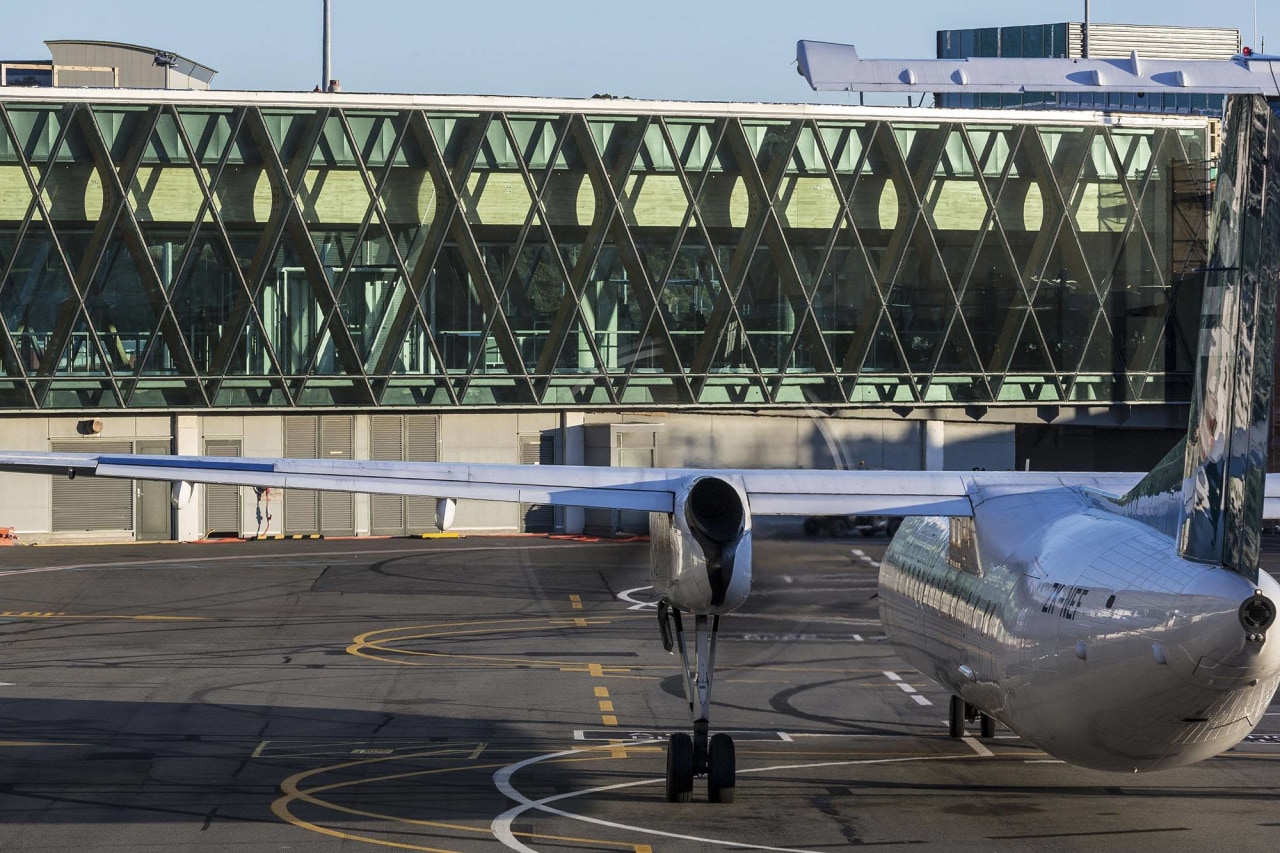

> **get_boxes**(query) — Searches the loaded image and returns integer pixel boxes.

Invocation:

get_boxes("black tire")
[980,713,997,739]
[949,695,966,738]
[830,518,850,538]
[707,733,736,803]
[803,518,819,536]
[666,733,694,803]
[886,518,902,537]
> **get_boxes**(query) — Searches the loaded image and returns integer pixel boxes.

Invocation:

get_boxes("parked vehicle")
[802,515,902,538]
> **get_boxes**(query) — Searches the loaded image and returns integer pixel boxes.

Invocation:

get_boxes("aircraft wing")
[0,450,1174,519]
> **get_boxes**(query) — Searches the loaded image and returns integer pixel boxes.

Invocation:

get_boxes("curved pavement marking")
[272,747,640,852]
[617,586,658,611]
[347,615,651,670]
[492,744,968,853]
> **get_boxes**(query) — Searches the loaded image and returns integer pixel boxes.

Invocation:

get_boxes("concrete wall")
[0,411,1019,542]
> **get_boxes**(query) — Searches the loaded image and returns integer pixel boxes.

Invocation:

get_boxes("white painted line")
[1026,759,1066,764]
[617,585,658,611]
[851,549,865,557]
[777,731,794,742]
[911,695,933,706]
[883,671,902,682]
[853,634,863,642]
[782,575,793,584]
[962,736,993,758]
[492,747,965,853]
[895,683,917,694]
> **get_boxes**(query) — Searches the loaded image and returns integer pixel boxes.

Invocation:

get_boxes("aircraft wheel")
[830,518,850,538]
[707,733,736,804]
[666,733,694,803]
[980,713,997,739]
[803,518,819,536]
[948,695,966,738]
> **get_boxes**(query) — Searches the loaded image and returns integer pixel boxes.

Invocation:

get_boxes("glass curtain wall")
[0,98,1207,410]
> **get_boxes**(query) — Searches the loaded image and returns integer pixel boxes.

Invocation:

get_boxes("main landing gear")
[949,695,997,739]
[658,602,735,803]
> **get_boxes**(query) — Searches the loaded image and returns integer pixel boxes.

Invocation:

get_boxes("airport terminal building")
[0,86,1216,540]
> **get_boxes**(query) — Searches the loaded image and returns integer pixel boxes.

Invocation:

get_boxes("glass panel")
[5,105,66,164]
[261,110,319,165]
[1,222,77,376]
[961,229,1022,371]
[737,247,791,374]
[81,238,165,377]
[492,231,573,371]
[92,106,151,166]
[345,111,401,171]
[884,218,950,372]
[427,245,497,374]
[588,247,650,373]
[666,119,717,173]
[814,239,877,369]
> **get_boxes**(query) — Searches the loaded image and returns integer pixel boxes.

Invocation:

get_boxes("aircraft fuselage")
[879,487,1280,771]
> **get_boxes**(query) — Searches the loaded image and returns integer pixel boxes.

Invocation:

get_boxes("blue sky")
[0,0,1275,102]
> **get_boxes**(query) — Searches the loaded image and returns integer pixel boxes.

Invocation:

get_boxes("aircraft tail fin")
[1167,95,1280,580]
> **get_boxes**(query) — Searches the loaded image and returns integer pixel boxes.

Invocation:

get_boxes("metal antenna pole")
[322,0,332,90]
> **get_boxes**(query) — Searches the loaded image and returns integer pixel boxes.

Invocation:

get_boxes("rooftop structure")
[936,22,1240,114]
[1,40,215,89]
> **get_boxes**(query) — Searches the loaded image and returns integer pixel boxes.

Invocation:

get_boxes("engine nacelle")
[649,475,753,615]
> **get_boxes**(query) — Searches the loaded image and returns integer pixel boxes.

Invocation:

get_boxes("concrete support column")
[923,419,945,471]
[174,414,203,542]
[560,411,585,534]
[353,414,370,536]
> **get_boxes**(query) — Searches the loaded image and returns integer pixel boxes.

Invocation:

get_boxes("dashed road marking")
[850,548,881,568]
[962,736,994,758]
[569,595,582,610]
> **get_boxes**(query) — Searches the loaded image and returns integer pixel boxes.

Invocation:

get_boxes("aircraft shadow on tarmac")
[0,696,590,826]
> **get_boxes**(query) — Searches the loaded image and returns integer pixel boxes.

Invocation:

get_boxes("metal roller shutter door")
[51,440,134,532]
[204,439,242,535]
[370,414,440,535]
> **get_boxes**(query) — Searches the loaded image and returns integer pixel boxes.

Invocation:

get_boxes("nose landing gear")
[660,603,736,803]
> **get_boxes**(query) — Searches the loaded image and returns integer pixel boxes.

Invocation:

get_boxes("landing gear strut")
[949,695,998,739]
[660,602,735,803]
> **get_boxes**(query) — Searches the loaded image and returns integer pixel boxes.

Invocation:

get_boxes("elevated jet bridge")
[796,40,1280,103]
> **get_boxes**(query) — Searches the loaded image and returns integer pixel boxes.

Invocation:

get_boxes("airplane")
[1,93,1279,807]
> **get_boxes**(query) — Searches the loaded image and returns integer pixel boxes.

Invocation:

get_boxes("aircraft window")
[947,516,981,575]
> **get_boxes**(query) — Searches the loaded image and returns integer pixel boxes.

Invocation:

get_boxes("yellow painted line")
[588,663,605,677]
[599,700,615,713]
[594,686,609,698]
[0,612,208,621]
[348,619,626,669]
[607,740,631,759]
[467,742,487,760]
[601,714,618,726]
[272,749,643,851]
[569,594,583,610]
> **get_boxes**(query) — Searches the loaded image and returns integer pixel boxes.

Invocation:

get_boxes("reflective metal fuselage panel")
[879,488,1280,772]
